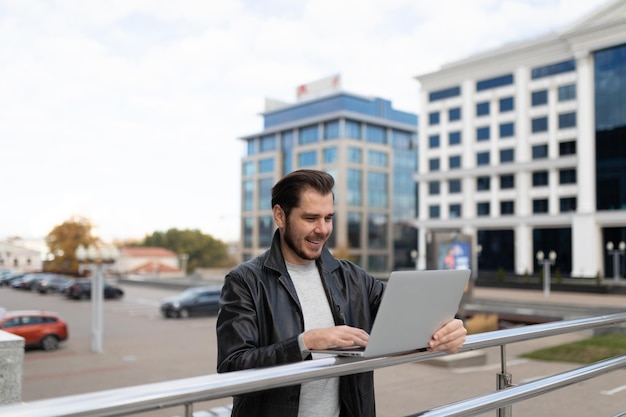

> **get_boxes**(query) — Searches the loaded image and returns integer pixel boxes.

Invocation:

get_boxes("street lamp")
[536,250,557,298]
[75,243,119,353]
[179,253,189,277]
[410,250,418,270]
[606,241,626,283]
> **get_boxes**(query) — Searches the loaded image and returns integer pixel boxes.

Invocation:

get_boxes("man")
[217,169,467,417]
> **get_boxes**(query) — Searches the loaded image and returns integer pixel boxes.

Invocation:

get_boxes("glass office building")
[240,80,418,273]
[415,0,626,278]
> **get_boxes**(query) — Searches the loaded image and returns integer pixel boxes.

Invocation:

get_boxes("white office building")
[415,0,626,279]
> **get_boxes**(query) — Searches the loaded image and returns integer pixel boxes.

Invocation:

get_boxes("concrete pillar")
[0,331,24,404]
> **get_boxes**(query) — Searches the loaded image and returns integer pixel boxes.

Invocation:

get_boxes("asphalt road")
[1,282,625,417]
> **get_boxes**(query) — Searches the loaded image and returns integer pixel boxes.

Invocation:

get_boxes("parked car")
[11,274,43,291]
[65,279,124,300]
[0,273,24,287]
[34,275,72,294]
[0,310,69,351]
[160,286,222,319]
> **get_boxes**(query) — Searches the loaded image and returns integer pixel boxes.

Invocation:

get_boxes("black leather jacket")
[217,230,385,417]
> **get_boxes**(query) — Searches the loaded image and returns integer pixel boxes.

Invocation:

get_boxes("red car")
[0,310,68,351]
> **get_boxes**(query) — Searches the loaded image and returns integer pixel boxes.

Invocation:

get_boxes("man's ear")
[273,204,285,228]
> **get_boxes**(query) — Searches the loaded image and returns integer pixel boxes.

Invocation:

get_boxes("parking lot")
[1,281,625,416]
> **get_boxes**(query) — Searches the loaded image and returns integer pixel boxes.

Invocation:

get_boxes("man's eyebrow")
[301,211,335,217]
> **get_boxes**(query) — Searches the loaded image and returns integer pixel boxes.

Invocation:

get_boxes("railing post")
[184,402,193,417]
[496,345,513,417]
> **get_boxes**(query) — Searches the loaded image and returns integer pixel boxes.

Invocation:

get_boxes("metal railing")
[1,312,625,417]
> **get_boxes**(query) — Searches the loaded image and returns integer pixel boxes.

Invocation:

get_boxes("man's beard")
[283,220,325,262]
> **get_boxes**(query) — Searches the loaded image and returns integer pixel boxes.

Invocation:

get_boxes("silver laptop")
[311,269,470,358]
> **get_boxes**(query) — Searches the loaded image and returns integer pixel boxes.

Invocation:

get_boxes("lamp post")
[536,250,557,298]
[179,253,189,277]
[75,244,119,353]
[410,250,418,270]
[606,241,626,283]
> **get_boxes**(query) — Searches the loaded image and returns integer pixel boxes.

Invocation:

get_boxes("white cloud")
[0,0,605,243]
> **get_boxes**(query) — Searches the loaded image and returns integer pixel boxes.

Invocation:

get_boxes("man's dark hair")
[271,169,334,217]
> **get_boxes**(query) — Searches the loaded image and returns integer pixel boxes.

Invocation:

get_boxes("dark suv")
[66,279,124,300]
[160,286,221,318]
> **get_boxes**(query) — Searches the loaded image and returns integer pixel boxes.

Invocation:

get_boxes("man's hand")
[428,318,467,354]
[303,325,369,350]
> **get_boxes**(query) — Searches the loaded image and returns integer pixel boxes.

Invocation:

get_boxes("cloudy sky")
[0,0,604,244]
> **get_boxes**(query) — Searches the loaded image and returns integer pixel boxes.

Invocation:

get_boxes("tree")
[135,228,231,272]
[45,216,98,274]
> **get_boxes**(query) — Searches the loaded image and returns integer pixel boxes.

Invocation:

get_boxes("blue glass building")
[240,80,418,273]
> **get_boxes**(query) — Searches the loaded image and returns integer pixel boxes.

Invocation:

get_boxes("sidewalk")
[471,286,626,309]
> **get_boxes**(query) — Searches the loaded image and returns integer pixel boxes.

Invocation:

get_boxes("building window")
[499,97,514,112]
[449,204,462,218]
[347,147,362,163]
[324,120,340,139]
[559,168,577,184]
[449,155,461,169]
[347,169,362,205]
[298,150,317,167]
[558,112,577,129]
[429,112,440,125]
[560,197,577,212]
[243,161,255,176]
[558,84,577,101]
[392,130,413,149]
[532,117,548,133]
[477,176,490,191]
[500,201,514,215]
[476,101,490,116]
[258,216,273,248]
[367,213,388,248]
[259,158,274,173]
[533,199,549,213]
[500,148,514,163]
[348,212,362,248]
[366,124,386,144]
[476,151,490,166]
[429,205,440,219]
[449,179,462,193]
[500,174,515,189]
[323,147,338,164]
[559,141,577,156]
[476,73,514,91]
[345,120,361,139]
[449,107,461,121]
[243,180,254,212]
[258,178,273,210]
[429,86,461,101]
[428,181,440,195]
[499,122,515,138]
[531,90,548,106]
[477,126,490,141]
[298,125,319,145]
[532,144,548,159]
[449,131,461,145]
[367,172,388,208]
[531,59,576,79]
[260,134,277,152]
[429,158,440,171]
[532,171,549,187]
[477,202,490,216]
[243,217,253,248]
[247,139,257,156]
[429,134,440,148]
[368,150,388,167]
